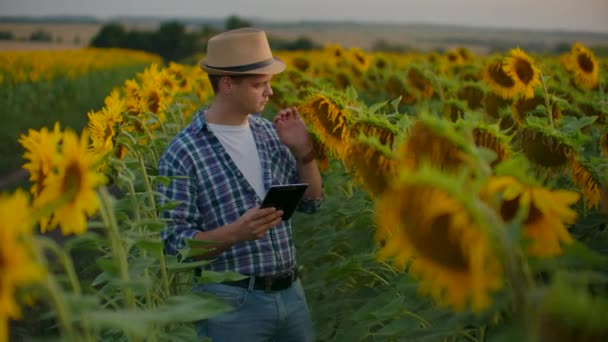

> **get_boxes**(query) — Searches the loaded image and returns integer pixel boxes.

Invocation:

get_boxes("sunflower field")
[2,42,608,342]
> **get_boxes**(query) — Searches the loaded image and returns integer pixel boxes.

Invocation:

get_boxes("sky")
[2,0,608,33]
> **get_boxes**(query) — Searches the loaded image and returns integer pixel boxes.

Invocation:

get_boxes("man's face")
[229,74,274,114]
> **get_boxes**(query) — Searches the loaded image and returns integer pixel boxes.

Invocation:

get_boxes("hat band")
[206,58,275,72]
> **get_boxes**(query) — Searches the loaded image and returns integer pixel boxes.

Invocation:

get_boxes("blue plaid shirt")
[157,109,322,276]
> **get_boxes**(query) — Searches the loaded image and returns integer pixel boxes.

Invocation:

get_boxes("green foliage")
[0,64,150,188]
[225,15,252,30]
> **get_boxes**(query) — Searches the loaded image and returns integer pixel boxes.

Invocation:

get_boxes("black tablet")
[260,183,308,221]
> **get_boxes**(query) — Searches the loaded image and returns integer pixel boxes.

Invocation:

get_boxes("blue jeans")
[194,278,314,342]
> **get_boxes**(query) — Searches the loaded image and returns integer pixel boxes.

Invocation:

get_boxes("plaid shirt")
[157,109,322,276]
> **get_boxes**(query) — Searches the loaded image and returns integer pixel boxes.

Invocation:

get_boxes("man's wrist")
[296,148,316,165]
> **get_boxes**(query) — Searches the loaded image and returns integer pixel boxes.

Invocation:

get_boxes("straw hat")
[199,28,286,75]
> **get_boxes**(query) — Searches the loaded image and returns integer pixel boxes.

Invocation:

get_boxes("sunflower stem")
[36,236,81,295]
[137,151,158,216]
[31,237,78,341]
[539,72,554,128]
[98,186,136,311]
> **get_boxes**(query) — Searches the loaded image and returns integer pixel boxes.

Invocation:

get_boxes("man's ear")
[218,76,232,94]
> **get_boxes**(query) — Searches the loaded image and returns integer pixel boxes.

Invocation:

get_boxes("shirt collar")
[192,108,263,134]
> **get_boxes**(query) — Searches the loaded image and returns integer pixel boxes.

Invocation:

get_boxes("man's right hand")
[230,207,284,241]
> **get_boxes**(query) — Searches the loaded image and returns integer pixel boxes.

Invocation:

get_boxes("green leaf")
[87,294,229,338]
[136,239,164,259]
[158,200,184,212]
[165,258,210,273]
[560,115,597,134]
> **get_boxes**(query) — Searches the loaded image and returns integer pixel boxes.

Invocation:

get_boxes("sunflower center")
[577,53,595,73]
[61,161,83,197]
[409,213,469,271]
[489,62,516,88]
[147,91,161,113]
[500,196,520,221]
[514,58,534,84]
[524,202,543,225]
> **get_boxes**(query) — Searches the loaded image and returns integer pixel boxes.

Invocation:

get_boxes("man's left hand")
[273,107,313,159]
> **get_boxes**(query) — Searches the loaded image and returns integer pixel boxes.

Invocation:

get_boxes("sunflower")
[291,56,311,72]
[601,132,608,158]
[569,158,601,208]
[376,168,503,312]
[344,136,396,197]
[34,129,106,235]
[87,110,116,157]
[18,123,62,198]
[472,126,510,166]
[484,92,513,119]
[406,66,434,100]
[511,92,560,125]
[503,48,541,99]
[568,43,599,89]
[482,58,521,100]
[350,116,397,149]
[397,118,476,174]
[166,62,192,93]
[443,99,467,122]
[334,71,353,90]
[457,83,485,110]
[298,94,352,160]
[0,190,43,342]
[479,176,580,257]
[348,47,371,74]
[520,127,576,168]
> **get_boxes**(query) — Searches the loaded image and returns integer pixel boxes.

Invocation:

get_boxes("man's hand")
[230,207,284,241]
[273,107,313,159]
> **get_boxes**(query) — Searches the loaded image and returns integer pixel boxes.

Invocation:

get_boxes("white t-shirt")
[207,120,266,199]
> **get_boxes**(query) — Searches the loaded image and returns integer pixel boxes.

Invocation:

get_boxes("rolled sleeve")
[296,195,323,214]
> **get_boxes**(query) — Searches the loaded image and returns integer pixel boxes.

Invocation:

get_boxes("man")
[157,27,323,342]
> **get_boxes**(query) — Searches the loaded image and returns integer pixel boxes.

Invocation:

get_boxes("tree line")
[89,16,320,62]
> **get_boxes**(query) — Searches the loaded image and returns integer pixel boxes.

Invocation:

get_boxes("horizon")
[2,14,608,37]
[1,0,607,34]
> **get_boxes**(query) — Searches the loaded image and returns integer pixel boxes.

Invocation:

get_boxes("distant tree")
[225,15,252,30]
[0,31,13,40]
[90,22,126,47]
[371,39,410,52]
[29,29,52,42]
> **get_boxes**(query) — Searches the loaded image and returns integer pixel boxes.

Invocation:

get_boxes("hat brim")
[199,57,286,76]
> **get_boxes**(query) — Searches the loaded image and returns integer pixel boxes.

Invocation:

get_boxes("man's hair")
[208,74,251,93]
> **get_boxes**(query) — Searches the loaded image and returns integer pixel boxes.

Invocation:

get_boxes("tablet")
[260,183,308,221]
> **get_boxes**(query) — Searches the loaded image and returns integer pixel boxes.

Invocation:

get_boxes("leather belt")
[222,269,298,292]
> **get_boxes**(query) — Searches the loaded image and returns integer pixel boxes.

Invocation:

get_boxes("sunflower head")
[519,126,576,168]
[482,58,520,100]
[569,157,602,208]
[376,167,504,312]
[569,42,599,89]
[457,82,486,110]
[600,132,608,158]
[18,122,63,198]
[503,48,541,99]
[472,125,511,167]
[344,135,396,197]
[406,66,434,100]
[298,93,353,160]
[479,174,580,258]
[397,115,479,174]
